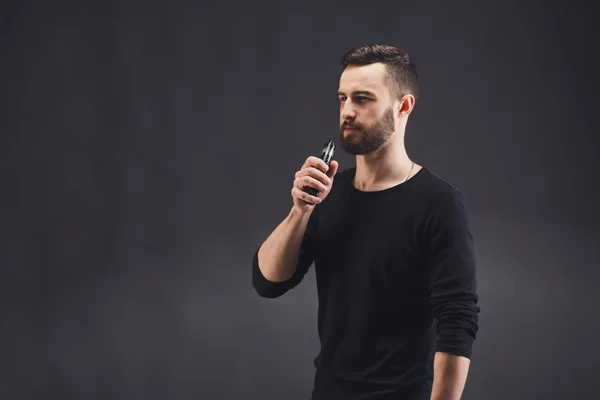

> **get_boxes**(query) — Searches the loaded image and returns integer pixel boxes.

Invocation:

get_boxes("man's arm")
[426,188,480,400]
[430,352,470,400]
[252,205,318,298]
[252,157,337,299]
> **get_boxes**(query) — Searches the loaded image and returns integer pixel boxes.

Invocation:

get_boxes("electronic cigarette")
[303,138,335,197]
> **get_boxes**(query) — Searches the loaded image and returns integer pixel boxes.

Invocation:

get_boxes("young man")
[252,44,480,400]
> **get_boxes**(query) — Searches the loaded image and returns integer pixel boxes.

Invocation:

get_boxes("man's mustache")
[341,122,363,130]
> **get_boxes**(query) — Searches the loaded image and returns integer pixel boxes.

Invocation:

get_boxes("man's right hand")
[291,156,339,213]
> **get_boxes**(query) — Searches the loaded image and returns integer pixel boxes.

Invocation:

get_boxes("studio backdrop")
[1,1,598,399]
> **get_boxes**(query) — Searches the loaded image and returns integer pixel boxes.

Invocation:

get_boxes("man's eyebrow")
[337,90,376,97]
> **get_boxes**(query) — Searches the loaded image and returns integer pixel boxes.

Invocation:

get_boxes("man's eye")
[339,96,369,102]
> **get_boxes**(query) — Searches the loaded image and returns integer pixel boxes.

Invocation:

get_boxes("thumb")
[326,160,339,179]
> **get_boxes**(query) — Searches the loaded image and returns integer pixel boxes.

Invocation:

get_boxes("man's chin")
[340,140,368,155]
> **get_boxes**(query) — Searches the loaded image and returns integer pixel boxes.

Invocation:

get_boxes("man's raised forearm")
[430,352,471,400]
[256,206,313,282]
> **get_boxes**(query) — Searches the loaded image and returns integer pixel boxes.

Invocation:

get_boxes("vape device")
[303,138,335,197]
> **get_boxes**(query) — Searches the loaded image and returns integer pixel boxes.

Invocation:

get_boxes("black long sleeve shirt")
[252,166,480,400]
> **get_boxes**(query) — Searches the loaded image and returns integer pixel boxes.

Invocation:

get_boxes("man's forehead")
[338,63,387,94]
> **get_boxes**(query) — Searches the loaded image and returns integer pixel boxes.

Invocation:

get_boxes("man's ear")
[397,94,415,117]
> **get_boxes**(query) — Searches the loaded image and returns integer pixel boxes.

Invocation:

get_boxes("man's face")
[338,63,396,155]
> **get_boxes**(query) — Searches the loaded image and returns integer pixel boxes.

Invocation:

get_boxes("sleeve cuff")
[435,341,474,360]
[435,325,477,359]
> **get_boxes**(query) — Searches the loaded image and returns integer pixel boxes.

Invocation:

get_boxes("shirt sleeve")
[425,188,480,359]
[252,207,320,299]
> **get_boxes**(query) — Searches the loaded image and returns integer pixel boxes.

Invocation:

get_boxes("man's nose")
[340,101,356,120]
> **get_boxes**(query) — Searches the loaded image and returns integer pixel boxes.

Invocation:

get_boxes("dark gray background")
[1,0,598,399]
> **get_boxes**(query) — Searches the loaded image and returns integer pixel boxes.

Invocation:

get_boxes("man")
[252,44,480,400]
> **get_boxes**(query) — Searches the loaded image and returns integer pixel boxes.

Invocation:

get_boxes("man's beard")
[339,107,395,155]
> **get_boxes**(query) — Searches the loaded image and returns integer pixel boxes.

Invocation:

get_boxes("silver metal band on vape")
[321,140,335,165]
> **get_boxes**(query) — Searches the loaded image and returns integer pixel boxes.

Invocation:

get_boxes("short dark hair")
[341,44,420,101]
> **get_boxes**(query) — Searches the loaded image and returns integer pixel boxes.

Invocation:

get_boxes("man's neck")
[353,140,420,192]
